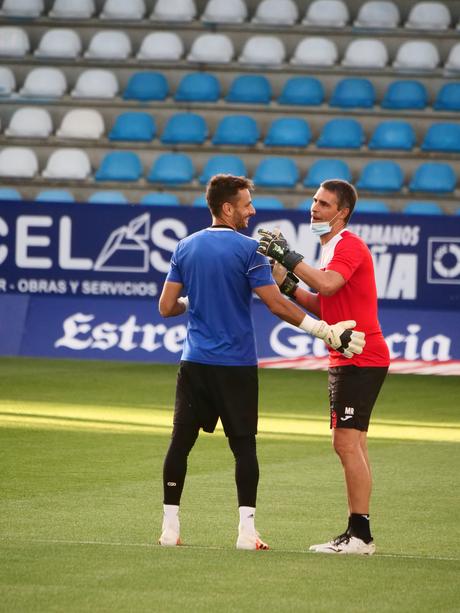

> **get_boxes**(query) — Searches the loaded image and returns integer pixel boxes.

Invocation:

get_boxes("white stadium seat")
[393,41,440,70]
[290,37,338,67]
[137,32,184,61]
[84,31,132,60]
[201,0,247,23]
[0,27,30,57]
[342,39,389,68]
[34,29,82,59]
[20,67,67,98]
[445,43,460,72]
[354,1,400,28]
[56,109,105,140]
[49,0,95,18]
[239,36,286,66]
[187,33,234,63]
[0,147,38,178]
[302,0,349,27]
[42,149,91,180]
[71,69,119,99]
[5,108,53,138]
[150,0,196,21]
[0,67,16,96]
[252,0,298,25]
[0,0,43,17]
[100,0,146,20]
[405,2,451,30]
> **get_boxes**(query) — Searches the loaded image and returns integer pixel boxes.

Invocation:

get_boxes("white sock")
[163,504,179,524]
[239,506,256,532]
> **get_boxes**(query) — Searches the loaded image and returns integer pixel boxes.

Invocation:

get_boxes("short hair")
[206,174,254,216]
[321,179,357,224]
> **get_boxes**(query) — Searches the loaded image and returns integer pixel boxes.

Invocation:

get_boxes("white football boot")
[158,516,181,547]
[309,533,375,555]
[236,528,269,550]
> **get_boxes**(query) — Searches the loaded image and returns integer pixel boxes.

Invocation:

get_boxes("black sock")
[349,513,372,543]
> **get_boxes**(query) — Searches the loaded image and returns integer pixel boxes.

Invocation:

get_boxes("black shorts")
[174,360,258,437]
[328,365,388,432]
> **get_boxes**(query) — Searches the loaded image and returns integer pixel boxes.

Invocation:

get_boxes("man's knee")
[169,423,199,455]
[332,430,361,458]
[228,435,257,460]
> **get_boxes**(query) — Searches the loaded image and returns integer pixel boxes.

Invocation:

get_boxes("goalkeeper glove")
[300,317,366,359]
[279,271,299,298]
[257,228,304,272]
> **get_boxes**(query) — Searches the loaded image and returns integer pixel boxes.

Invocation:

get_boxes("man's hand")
[311,319,366,358]
[257,228,304,272]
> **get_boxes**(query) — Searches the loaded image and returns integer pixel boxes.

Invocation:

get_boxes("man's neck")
[211,215,235,230]
[320,223,346,246]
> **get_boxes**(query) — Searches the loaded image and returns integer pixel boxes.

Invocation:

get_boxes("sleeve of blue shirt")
[165,244,182,284]
[247,247,276,289]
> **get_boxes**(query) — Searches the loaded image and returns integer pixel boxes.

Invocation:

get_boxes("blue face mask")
[310,212,340,237]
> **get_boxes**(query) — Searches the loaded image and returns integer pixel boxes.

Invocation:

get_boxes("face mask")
[310,212,340,237]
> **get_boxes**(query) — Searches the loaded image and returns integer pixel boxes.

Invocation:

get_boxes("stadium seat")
[302,0,348,26]
[123,72,168,101]
[357,161,404,192]
[71,69,118,99]
[150,0,196,21]
[5,108,53,138]
[290,37,338,67]
[140,192,180,206]
[109,113,156,142]
[342,40,388,68]
[49,0,95,18]
[445,43,460,72]
[368,121,416,150]
[0,187,22,200]
[174,73,220,102]
[42,149,91,180]
[434,83,460,111]
[252,197,285,209]
[354,200,390,214]
[409,162,457,193]
[354,1,400,28]
[239,36,286,67]
[226,75,271,104]
[421,123,460,152]
[393,41,440,70]
[253,158,299,188]
[402,201,444,215]
[317,119,365,149]
[147,153,194,184]
[252,0,298,25]
[56,109,105,140]
[187,34,234,63]
[95,152,143,182]
[85,31,131,60]
[161,113,207,144]
[100,0,145,20]
[34,29,82,59]
[278,77,324,106]
[0,0,43,17]
[0,67,16,96]
[137,32,184,61]
[35,189,75,203]
[0,147,38,178]
[381,80,428,109]
[201,0,247,23]
[199,155,246,184]
[20,67,67,98]
[303,159,351,187]
[405,2,451,30]
[88,191,128,205]
[0,27,30,57]
[212,115,259,146]
[330,78,376,108]
[192,194,208,207]
[264,118,311,147]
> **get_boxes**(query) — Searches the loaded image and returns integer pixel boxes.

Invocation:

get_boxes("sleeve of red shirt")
[326,234,366,282]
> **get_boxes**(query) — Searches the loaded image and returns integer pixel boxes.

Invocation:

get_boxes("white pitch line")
[1,538,458,563]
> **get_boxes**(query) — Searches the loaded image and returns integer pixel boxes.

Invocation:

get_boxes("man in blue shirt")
[158,174,365,550]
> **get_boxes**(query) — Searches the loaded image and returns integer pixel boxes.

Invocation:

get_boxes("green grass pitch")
[1,357,459,612]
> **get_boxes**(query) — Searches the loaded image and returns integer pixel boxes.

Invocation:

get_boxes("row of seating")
[2,26,460,71]
[2,0,459,31]
[3,108,460,153]
[0,147,456,193]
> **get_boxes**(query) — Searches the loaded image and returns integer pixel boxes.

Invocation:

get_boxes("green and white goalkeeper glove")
[300,317,366,358]
[257,228,304,272]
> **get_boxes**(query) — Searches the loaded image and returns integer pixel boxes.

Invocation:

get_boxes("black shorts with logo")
[328,365,388,432]
[174,360,258,437]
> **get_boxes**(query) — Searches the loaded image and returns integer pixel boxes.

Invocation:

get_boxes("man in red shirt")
[258,179,390,555]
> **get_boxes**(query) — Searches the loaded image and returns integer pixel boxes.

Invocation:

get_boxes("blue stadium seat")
[88,191,129,204]
[147,153,194,184]
[409,163,457,193]
[369,121,416,150]
[303,159,351,187]
[109,112,156,142]
[226,75,271,104]
[0,187,21,200]
[434,83,460,111]
[212,115,259,146]
[174,72,220,102]
[192,194,208,207]
[421,123,460,152]
[278,77,324,106]
[317,119,365,149]
[199,155,246,184]
[330,78,376,108]
[381,80,427,110]
[123,72,169,101]
[357,161,404,192]
[140,192,180,206]
[161,113,208,144]
[253,158,299,188]
[354,200,390,214]
[95,151,143,182]
[402,201,444,215]
[35,189,75,203]
[264,118,311,147]
[253,196,285,209]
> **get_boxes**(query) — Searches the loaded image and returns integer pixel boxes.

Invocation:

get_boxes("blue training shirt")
[166,227,275,366]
